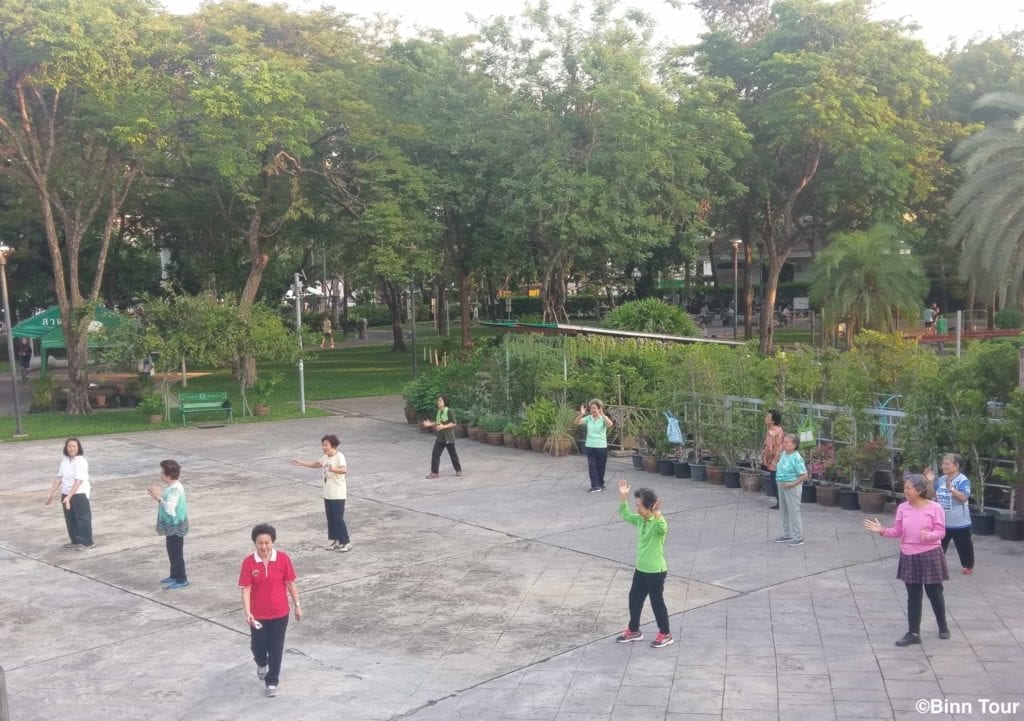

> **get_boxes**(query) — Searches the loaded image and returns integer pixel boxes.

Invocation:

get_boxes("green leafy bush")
[602,299,698,336]
[30,375,59,413]
[402,373,443,418]
[139,392,164,416]
[994,308,1024,329]
[521,397,557,437]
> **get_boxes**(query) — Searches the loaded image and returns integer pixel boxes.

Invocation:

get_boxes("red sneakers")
[616,629,643,643]
[650,633,675,648]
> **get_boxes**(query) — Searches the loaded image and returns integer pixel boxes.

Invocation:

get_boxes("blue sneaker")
[166,580,190,590]
[160,577,175,584]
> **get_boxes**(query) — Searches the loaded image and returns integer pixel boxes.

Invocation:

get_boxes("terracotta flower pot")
[706,465,725,484]
[487,431,504,446]
[147,414,163,424]
[254,404,270,417]
[404,405,418,424]
[815,483,839,506]
[740,470,764,492]
[530,436,547,452]
[467,426,481,441]
[503,433,517,448]
[857,490,887,514]
[516,436,531,450]
[641,454,659,473]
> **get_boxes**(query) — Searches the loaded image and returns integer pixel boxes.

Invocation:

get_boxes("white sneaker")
[257,666,268,680]
[336,543,352,552]
[266,685,279,697]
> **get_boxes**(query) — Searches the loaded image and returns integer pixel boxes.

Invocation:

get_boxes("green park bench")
[178,391,233,426]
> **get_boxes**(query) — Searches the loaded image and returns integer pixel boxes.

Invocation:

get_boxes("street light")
[730,239,742,340]
[0,242,25,437]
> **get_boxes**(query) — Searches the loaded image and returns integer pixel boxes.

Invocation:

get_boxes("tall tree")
[0,0,178,412]
[690,0,952,352]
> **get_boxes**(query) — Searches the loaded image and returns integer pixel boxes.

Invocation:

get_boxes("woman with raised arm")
[576,399,613,493]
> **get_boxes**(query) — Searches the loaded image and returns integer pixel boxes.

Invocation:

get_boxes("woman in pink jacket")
[864,474,950,646]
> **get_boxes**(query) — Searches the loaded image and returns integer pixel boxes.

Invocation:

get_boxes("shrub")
[402,373,443,418]
[30,375,59,413]
[994,307,1024,329]
[139,392,164,416]
[602,299,698,336]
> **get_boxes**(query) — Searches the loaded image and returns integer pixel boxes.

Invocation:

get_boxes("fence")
[608,393,1017,510]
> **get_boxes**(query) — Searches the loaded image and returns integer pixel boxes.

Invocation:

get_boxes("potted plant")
[546,405,579,457]
[402,374,442,425]
[522,398,556,452]
[477,414,504,445]
[836,438,891,512]
[139,392,164,423]
[635,414,662,473]
[502,422,518,448]
[705,407,748,488]
[514,421,532,450]
[464,408,482,440]
[803,442,833,504]
[251,373,282,416]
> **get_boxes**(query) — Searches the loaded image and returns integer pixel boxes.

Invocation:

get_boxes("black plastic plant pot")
[971,510,996,536]
[673,461,691,479]
[801,483,817,503]
[995,516,1024,541]
[838,488,860,511]
[658,459,675,476]
[632,452,644,470]
[724,470,741,488]
[689,463,707,481]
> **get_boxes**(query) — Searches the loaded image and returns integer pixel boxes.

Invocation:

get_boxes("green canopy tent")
[12,305,136,377]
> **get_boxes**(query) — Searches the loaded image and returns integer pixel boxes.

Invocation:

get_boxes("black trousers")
[430,441,461,473]
[165,535,187,582]
[324,499,350,543]
[61,493,93,546]
[761,466,778,498]
[941,526,974,570]
[627,569,671,635]
[586,447,608,489]
[906,582,947,634]
[251,614,289,686]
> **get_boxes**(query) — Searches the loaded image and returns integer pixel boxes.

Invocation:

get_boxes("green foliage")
[402,373,443,418]
[521,398,558,438]
[251,373,283,404]
[138,393,164,416]
[602,299,698,336]
[809,225,928,335]
[30,375,59,413]
[995,308,1024,329]
[477,414,506,433]
[835,438,892,490]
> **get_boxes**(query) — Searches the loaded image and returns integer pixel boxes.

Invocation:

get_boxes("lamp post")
[293,273,306,414]
[0,242,25,436]
[730,239,742,340]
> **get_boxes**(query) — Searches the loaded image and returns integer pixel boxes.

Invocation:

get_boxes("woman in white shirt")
[45,437,94,549]
[291,434,351,552]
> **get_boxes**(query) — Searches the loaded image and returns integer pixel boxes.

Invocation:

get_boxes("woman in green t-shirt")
[576,398,613,493]
[424,395,462,479]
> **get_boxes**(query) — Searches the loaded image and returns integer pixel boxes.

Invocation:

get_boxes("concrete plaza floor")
[1,395,1022,721]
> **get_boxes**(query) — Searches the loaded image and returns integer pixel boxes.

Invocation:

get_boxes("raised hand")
[652,498,663,514]
[617,479,631,498]
[863,517,883,534]
[579,404,586,415]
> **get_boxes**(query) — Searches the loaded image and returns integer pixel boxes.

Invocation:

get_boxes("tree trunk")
[759,260,784,354]
[458,269,472,350]
[63,320,93,415]
[541,261,568,324]
[382,279,407,352]
[437,284,449,336]
[743,240,754,340]
[707,241,720,300]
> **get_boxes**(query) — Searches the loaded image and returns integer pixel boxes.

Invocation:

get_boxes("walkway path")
[0,395,1021,721]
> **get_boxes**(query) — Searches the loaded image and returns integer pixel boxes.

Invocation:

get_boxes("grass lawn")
[0,331,489,442]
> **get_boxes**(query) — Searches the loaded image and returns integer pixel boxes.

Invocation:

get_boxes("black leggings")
[906,582,947,634]
[941,526,974,570]
[627,569,671,635]
[430,441,461,473]
[586,447,608,489]
[165,535,187,582]
[251,614,289,687]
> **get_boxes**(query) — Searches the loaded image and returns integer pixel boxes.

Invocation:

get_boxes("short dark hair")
[321,434,340,448]
[160,459,181,480]
[767,409,782,426]
[251,523,277,542]
[438,395,449,408]
[63,437,84,457]
[634,487,658,510]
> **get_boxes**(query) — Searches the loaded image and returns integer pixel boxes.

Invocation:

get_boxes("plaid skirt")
[896,547,948,585]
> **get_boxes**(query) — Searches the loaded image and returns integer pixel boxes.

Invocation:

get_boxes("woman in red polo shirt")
[239,523,302,697]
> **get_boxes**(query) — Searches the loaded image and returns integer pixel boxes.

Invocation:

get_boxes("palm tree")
[809,224,927,336]
[950,93,1024,308]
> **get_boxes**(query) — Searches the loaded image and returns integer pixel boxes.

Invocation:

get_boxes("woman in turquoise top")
[576,398,613,493]
[148,459,190,589]
[773,434,808,547]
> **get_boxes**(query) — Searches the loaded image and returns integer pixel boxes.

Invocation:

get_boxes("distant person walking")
[320,316,334,349]
[239,523,302,697]
[615,479,673,648]
[576,399,613,493]
[357,316,368,340]
[760,410,784,509]
[291,434,351,552]
[148,459,190,589]
[864,474,950,646]
[17,337,32,379]
[922,304,936,334]
[423,395,462,479]
[45,437,94,550]
[924,454,974,575]
[773,434,808,547]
